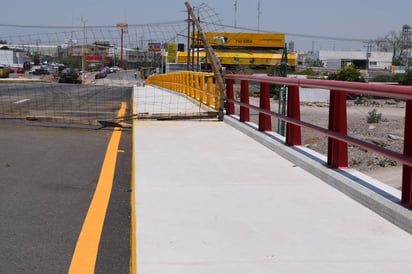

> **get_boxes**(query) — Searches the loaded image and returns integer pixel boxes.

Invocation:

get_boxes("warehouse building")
[317,50,393,70]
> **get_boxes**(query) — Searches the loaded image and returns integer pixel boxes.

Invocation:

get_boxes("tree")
[376,30,410,66]
[0,39,7,44]
[328,65,365,82]
[400,71,412,85]
[57,57,82,70]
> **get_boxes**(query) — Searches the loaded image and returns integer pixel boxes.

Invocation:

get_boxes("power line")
[0,20,185,30]
[206,21,373,43]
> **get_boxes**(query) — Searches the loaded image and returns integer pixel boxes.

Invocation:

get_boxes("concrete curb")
[0,79,51,83]
[224,115,412,234]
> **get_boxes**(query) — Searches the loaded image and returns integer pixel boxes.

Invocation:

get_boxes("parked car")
[95,68,108,79]
[31,68,50,75]
[58,68,81,84]
[110,66,120,72]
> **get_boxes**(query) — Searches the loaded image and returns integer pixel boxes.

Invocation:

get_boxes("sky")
[1,0,411,51]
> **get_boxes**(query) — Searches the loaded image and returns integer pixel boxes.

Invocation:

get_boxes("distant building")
[317,50,393,70]
[0,48,30,70]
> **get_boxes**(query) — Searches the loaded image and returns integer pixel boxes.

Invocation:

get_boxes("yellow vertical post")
[189,73,195,98]
[175,73,179,92]
[194,73,200,100]
[215,79,221,110]
[181,72,184,93]
[188,72,192,96]
[199,74,205,103]
[171,73,175,91]
[207,76,214,108]
[178,72,182,93]
[184,71,189,95]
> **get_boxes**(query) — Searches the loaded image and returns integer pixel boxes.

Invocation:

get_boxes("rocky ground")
[248,98,406,190]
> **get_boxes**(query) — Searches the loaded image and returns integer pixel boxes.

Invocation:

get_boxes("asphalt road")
[0,82,133,126]
[0,121,131,273]
[0,77,133,273]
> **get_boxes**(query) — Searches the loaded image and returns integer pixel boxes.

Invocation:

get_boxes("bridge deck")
[132,86,412,274]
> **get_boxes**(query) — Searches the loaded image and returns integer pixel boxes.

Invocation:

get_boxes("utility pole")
[186,11,191,71]
[277,43,288,136]
[234,0,238,28]
[192,17,195,71]
[185,1,226,120]
[117,22,128,69]
[403,24,411,71]
[257,0,262,32]
[363,40,373,70]
[81,17,87,82]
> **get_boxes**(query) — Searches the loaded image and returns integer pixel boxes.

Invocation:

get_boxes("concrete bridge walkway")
[131,86,412,274]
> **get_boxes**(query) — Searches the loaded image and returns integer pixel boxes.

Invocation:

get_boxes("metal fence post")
[286,85,301,146]
[240,80,250,122]
[259,82,271,131]
[402,100,412,206]
[226,78,235,115]
[327,89,348,168]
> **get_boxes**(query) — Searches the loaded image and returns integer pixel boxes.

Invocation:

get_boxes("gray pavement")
[132,86,412,274]
[0,121,131,273]
[134,85,210,116]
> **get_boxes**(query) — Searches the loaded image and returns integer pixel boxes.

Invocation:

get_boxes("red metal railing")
[225,74,412,208]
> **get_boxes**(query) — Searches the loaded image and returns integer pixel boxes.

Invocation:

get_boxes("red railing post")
[402,100,412,206]
[327,89,348,168]
[240,80,250,122]
[286,85,301,146]
[259,82,271,131]
[226,78,235,115]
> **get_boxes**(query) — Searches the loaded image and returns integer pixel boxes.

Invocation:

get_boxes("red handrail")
[225,74,412,208]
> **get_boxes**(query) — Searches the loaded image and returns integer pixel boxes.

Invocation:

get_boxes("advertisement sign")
[148,42,161,52]
[167,43,177,63]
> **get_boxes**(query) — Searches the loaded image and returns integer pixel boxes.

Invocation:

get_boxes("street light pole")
[117,22,128,70]
[186,11,191,71]
[81,17,87,82]
[234,0,238,28]
[257,0,261,32]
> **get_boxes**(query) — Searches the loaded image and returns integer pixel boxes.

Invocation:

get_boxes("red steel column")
[240,80,250,122]
[226,78,235,115]
[327,89,348,168]
[286,85,301,146]
[259,82,271,131]
[402,100,412,207]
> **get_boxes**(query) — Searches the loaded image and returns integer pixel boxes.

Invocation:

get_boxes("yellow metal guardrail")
[145,71,221,111]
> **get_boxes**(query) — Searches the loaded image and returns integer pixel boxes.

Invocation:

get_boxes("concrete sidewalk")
[132,86,412,274]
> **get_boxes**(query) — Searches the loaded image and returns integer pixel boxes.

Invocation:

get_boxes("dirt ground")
[247,98,406,190]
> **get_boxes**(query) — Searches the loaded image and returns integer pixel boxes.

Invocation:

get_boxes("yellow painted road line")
[130,87,138,274]
[130,123,137,274]
[69,102,127,274]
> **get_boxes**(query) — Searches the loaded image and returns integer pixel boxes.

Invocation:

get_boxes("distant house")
[317,50,392,70]
[0,48,30,70]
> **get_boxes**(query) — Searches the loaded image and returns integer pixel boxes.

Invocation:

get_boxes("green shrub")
[366,109,382,123]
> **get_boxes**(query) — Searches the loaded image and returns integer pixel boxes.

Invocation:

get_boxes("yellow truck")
[191,32,285,49]
[175,50,298,68]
